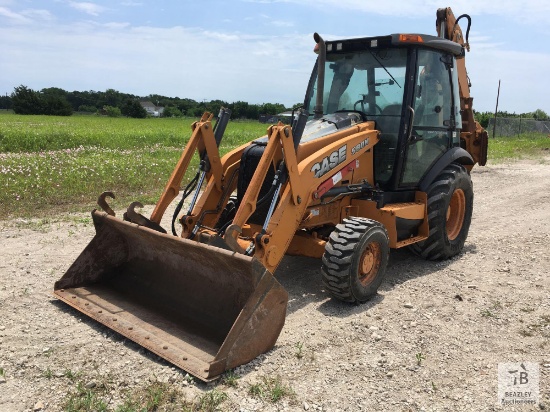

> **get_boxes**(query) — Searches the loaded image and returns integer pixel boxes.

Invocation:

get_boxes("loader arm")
[178,142,248,238]
[226,123,379,273]
[150,112,224,224]
[150,111,249,239]
[436,7,488,166]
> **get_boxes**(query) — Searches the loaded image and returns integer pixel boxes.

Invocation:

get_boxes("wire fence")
[488,117,550,137]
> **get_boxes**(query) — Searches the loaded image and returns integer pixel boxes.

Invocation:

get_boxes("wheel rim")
[446,188,466,241]
[358,242,381,286]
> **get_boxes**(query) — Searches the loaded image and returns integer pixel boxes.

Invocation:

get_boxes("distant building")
[140,101,164,117]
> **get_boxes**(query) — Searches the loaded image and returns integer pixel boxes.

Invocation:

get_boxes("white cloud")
[271,20,294,27]
[202,31,241,42]
[0,22,313,105]
[279,0,550,24]
[0,6,32,23]
[0,3,548,113]
[22,9,54,21]
[102,21,131,29]
[68,1,105,16]
[0,7,53,23]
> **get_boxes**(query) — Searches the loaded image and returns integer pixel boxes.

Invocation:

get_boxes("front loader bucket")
[54,210,288,381]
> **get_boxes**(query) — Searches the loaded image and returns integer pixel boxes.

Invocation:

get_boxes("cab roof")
[325,34,463,56]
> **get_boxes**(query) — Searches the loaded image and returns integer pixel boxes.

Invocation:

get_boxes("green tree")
[176,98,199,115]
[260,102,286,115]
[205,99,229,114]
[245,104,259,120]
[41,87,68,98]
[231,101,249,119]
[11,85,43,114]
[41,87,72,116]
[102,105,122,117]
[163,106,182,117]
[474,111,491,128]
[67,90,102,112]
[103,88,124,108]
[121,99,147,118]
[77,104,97,113]
[42,94,73,116]
[187,106,205,117]
[0,94,12,110]
[533,109,549,121]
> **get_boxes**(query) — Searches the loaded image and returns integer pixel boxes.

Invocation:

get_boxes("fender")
[419,147,473,192]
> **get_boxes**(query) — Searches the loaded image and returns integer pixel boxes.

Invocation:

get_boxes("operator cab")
[302,34,464,191]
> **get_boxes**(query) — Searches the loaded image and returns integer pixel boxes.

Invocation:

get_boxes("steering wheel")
[354,100,383,116]
[353,99,366,113]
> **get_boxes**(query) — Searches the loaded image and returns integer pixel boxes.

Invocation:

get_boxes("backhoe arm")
[436,7,488,167]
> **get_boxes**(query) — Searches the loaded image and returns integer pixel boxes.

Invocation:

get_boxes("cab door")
[401,49,458,185]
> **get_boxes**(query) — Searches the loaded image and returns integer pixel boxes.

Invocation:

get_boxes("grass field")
[485,132,550,162]
[1,112,548,219]
[0,113,267,219]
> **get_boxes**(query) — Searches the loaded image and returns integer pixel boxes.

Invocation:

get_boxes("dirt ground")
[1,158,549,411]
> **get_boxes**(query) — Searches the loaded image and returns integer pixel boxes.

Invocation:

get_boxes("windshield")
[305,47,408,117]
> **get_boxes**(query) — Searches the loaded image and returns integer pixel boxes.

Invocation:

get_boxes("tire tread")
[321,217,389,303]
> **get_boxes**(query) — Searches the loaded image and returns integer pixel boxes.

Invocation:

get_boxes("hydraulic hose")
[171,171,199,236]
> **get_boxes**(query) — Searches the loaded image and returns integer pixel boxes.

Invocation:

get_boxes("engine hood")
[300,112,364,143]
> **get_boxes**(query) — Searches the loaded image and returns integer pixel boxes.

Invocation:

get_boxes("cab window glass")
[305,48,408,117]
[402,49,453,185]
[413,50,452,127]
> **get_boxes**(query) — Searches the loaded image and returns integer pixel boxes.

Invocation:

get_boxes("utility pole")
[492,80,501,139]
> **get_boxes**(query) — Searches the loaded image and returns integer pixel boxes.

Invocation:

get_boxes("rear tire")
[321,217,389,303]
[410,163,473,260]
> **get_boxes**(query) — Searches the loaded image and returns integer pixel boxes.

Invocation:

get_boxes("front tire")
[410,163,473,260]
[321,217,389,303]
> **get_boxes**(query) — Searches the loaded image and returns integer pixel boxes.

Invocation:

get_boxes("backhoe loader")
[55,7,488,381]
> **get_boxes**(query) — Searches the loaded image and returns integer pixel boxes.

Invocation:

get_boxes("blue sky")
[1,0,549,113]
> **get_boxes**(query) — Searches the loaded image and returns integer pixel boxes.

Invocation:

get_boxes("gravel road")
[1,158,549,411]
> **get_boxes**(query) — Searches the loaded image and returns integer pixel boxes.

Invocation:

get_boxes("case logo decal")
[311,145,347,178]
